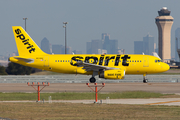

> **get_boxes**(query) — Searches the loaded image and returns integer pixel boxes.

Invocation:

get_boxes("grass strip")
[0,91,177,101]
[1,103,180,120]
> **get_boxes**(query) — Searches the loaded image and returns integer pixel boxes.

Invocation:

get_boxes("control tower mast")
[155,7,173,62]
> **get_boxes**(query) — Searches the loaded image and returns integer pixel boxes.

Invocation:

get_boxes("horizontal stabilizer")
[14,57,34,63]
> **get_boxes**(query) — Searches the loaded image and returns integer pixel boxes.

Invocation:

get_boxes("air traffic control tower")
[155,7,173,62]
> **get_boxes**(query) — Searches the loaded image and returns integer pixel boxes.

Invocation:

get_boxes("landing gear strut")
[89,71,98,83]
[143,74,148,83]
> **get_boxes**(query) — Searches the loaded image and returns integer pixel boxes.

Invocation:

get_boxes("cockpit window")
[155,60,162,63]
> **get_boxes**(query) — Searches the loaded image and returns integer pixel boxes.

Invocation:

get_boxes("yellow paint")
[145,100,180,105]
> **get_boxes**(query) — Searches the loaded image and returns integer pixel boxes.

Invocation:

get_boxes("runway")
[1,83,180,106]
[0,83,180,93]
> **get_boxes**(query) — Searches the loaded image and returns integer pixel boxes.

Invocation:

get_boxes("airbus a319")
[9,26,170,83]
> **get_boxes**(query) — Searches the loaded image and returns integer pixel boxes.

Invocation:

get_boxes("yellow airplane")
[9,26,170,83]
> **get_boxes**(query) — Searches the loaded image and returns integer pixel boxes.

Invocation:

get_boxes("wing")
[76,61,120,72]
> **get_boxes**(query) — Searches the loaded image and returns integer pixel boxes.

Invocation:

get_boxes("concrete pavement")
[1,98,180,106]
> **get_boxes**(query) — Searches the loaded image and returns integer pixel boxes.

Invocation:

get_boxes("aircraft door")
[143,56,149,67]
[44,56,49,67]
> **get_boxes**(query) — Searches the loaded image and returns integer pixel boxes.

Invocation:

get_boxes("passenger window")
[137,60,139,62]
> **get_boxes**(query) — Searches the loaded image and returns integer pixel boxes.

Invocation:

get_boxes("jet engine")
[99,69,125,79]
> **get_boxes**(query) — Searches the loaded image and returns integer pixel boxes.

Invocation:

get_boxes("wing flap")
[77,61,120,72]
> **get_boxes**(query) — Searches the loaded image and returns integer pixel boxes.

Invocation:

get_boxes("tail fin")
[12,26,47,56]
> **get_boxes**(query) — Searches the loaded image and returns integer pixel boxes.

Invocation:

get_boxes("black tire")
[89,77,96,83]
[143,79,148,83]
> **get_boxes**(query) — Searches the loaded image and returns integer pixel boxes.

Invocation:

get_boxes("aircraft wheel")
[89,77,96,83]
[143,79,148,83]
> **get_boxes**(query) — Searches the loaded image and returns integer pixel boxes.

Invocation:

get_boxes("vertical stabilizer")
[12,26,47,56]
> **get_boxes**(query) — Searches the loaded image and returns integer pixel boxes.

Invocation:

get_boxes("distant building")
[134,34,155,55]
[103,34,118,54]
[86,42,92,54]
[52,45,64,54]
[102,33,110,40]
[143,34,155,55]
[86,33,119,54]
[175,28,180,61]
[91,40,102,54]
[66,47,72,54]
[41,37,51,54]
[134,41,143,54]
[109,40,118,54]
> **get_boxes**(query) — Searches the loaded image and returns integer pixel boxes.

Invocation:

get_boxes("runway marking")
[145,100,180,105]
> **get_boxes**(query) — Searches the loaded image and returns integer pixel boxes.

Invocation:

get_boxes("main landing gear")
[143,74,148,83]
[89,71,98,83]
[90,77,96,83]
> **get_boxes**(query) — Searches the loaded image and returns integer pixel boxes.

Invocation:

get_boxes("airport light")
[23,18,28,31]
[86,83,105,103]
[63,22,68,54]
[27,82,50,102]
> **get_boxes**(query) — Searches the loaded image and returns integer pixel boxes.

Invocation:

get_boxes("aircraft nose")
[163,63,170,72]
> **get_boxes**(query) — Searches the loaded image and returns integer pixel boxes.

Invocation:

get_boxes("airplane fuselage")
[10,54,169,75]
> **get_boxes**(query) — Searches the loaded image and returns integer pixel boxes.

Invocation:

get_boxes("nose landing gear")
[143,74,148,83]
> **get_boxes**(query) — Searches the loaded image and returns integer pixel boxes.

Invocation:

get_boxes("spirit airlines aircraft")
[9,26,170,83]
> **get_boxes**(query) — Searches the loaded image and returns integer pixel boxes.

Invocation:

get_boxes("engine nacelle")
[99,69,125,79]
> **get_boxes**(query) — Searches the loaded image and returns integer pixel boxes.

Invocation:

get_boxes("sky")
[0,0,180,58]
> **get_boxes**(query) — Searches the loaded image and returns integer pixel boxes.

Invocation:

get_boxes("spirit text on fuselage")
[70,55,131,66]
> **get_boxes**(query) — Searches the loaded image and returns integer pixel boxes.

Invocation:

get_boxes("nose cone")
[163,63,170,72]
